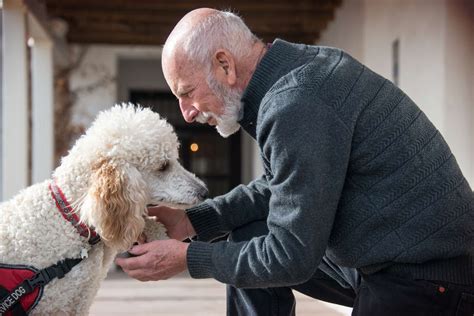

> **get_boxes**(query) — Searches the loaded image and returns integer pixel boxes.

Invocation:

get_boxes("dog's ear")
[81,159,147,251]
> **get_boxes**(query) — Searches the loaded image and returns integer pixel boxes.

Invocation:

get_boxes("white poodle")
[0,104,207,315]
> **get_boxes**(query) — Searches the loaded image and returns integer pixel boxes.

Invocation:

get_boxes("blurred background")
[1,0,473,315]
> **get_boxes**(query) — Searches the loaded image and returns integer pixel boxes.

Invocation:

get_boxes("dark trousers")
[227,220,474,316]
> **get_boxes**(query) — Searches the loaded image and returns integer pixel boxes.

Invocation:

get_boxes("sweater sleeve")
[186,175,271,241]
[187,91,352,288]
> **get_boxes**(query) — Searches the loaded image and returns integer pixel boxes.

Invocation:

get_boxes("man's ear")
[212,49,236,86]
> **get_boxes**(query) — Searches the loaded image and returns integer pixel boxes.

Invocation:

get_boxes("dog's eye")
[158,161,169,172]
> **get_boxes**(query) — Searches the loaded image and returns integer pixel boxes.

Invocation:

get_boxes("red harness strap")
[49,181,100,244]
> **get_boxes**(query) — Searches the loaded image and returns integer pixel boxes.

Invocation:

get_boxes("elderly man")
[116,8,474,315]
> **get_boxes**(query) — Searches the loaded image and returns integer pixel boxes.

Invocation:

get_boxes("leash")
[0,181,101,316]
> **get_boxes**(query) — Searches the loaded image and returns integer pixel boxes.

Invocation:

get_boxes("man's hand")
[115,239,189,281]
[147,206,196,241]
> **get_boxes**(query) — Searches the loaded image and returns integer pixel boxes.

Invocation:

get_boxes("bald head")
[162,8,216,62]
[162,8,259,73]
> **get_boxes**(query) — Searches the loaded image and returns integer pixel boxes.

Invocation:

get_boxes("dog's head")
[78,104,208,251]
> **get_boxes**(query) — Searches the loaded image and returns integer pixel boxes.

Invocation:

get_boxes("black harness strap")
[0,258,82,316]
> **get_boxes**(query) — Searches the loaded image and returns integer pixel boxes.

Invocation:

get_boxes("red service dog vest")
[0,264,43,315]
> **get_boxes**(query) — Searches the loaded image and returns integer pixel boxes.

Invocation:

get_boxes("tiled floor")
[89,271,352,315]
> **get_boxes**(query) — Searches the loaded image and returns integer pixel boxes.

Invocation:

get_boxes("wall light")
[190,143,199,152]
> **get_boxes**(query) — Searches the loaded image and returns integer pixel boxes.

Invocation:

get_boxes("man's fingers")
[146,205,161,216]
[115,254,146,270]
[147,205,173,217]
[126,269,150,282]
[128,243,149,256]
[115,242,155,269]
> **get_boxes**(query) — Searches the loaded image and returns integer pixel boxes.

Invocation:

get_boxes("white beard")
[195,74,243,138]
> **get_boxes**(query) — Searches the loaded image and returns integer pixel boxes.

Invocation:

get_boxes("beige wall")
[319,0,474,186]
[318,0,365,61]
[69,45,163,128]
[444,0,474,186]
[363,0,446,129]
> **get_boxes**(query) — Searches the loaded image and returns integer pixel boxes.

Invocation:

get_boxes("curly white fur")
[0,104,207,315]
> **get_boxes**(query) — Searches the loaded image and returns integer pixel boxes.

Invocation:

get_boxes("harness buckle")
[22,270,49,293]
[88,234,101,245]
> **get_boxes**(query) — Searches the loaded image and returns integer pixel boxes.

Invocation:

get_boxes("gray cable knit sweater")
[186,39,474,287]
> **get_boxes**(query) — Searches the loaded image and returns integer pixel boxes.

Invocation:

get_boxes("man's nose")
[179,100,199,123]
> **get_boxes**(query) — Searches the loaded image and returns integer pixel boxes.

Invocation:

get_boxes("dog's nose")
[198,188,209,200]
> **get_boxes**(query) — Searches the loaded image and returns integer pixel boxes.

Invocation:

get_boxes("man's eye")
[158,162,169,172]
[183,88,195,98]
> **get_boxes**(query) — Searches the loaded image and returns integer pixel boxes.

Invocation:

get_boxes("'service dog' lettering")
[0,286,26,313]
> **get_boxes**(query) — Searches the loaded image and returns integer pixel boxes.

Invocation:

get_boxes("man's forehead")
[163,57,189,92]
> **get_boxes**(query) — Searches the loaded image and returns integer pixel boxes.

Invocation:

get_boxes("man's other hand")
[147,206,197,241]
[115,239,189,281]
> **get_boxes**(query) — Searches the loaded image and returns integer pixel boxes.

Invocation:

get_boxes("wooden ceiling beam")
[58,15,331,32]
[67,23,173,35]
[45,0,340,12]
[67,28,321,46]
[42,0,339,46]
[67,33,166,46]
[65,21,327,41]
[46,8,333,24]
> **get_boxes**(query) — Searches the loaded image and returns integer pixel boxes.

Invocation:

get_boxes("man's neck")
[239,41,268,91]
